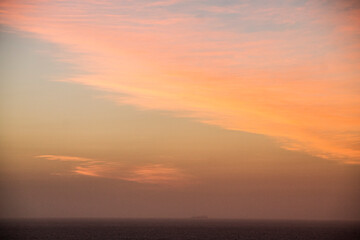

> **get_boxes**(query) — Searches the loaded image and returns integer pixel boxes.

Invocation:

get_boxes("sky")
[0,0,359,220]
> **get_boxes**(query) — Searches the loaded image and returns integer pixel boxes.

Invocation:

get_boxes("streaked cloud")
[121,164,186,184]
[3,0,360,163]
[74,163,186,185]
[36,155,92,162]
[37,154,187,185]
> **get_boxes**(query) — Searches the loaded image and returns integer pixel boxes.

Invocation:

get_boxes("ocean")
[0,219,359,240]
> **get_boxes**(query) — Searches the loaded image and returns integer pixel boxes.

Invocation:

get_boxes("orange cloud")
[3,0,360,163]
[122,164,186,184]
[74,163,186,185]
[37,154,187,185]
[36,155,92,162]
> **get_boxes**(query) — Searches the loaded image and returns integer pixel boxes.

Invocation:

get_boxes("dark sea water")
[0,219,359,240]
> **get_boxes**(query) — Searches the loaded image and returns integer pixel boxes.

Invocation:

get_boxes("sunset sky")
[0,0,359,220]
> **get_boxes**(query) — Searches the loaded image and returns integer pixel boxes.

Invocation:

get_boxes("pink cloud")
[147,0,183,7]
[2,0,360,163]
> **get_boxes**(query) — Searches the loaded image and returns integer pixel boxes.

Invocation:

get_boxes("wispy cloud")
[36,154,187,185]
[36,155,92,162]
[74,163,186,185]
[4,0,360,163]
[121,164,185,184]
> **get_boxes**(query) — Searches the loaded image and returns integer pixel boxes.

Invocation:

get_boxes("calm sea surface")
[0,219,359,240]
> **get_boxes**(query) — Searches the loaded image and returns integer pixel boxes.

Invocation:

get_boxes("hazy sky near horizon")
[1,0,359,220]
